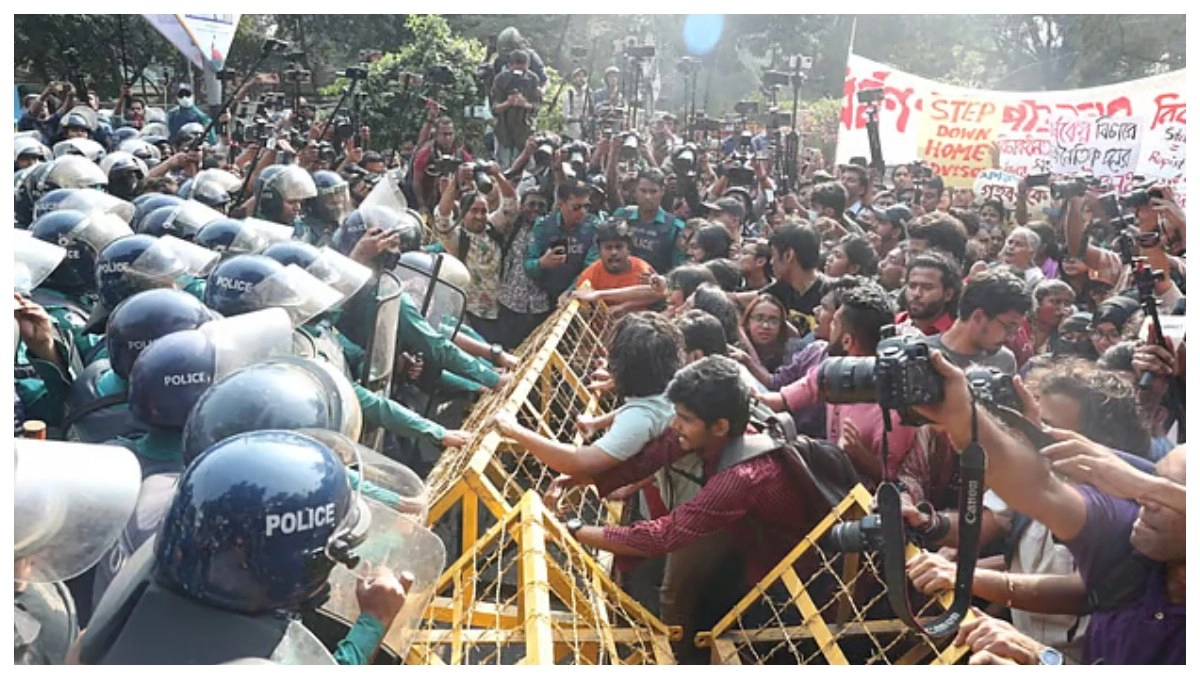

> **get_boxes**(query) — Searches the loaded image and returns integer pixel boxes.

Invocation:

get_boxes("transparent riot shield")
[14,439,142,584]
[321,499,445,661]
[14,231,67,294]
[359,167,409,216]
[359,271,402,393]
[297,429,429,523]
[393,255,467,341]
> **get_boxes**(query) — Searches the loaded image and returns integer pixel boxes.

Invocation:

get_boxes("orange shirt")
[575,256,655,291]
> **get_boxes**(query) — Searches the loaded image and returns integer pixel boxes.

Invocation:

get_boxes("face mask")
[178,96,194,108]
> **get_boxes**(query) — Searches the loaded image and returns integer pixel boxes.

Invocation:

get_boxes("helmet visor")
[157,235,220,278]
[242,217,297,248]
[308,247,372,299]
[168,200,225,239]
[317,183,353,226]
[359,169,409,215]
[394,257,467,334]
[198,307,295,380]
[298,429,428,521]
[14,439,142,583]
[57,188,135,223]
[53,138,105,161]
[244,264,344,327]
[71,212,134,252]
[365,271,402,389]
[45,155,108,189]
[14,231,68,294]
[274,166,318,201]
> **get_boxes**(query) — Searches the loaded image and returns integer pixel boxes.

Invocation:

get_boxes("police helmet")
[180,168,241,212]
[306,170,352,227]
[118,138,162,168]
[154,429,368,613]
[130,193,184,232]
[99,151,149,201]
[31,210,132,294]
[398,250,471,291]
[195,218,268,257]
[15,163,56,227]
[105,288,218,380]
[139,122,170,141]
[136,200,224,240]
[93,233,219,315]
[254,165,317,224]
[173,121,206,149]
[330,205,423,269]
[41,155,109,193]
[34,187,134,224]
[111,126,140,148]
[53,137,106,163]
[14,136,50,165]
[181,356,365,465]
[61,109,96,135]
[497,27,523,52]
[144,107,168,125]
[204,254,344,326]
[262,241,373,299]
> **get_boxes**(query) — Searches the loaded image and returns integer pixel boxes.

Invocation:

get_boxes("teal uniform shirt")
[583,205,686,274]
[34,287,103,366]
[183,276,207,302]
[399,295,500,390]
[300,322,448,446]
[110,427,185,479]
[14,337,73,429]
[333,613,387,665]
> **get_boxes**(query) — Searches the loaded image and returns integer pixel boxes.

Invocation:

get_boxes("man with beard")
[757,283,921,487]
[895,251,961,336]
[920,268,1028,375]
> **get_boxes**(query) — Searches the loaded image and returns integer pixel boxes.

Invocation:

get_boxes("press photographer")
[491,49,543,169]
[413,115,474,213]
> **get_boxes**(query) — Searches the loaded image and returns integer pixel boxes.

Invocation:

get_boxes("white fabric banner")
[143,14,240,71]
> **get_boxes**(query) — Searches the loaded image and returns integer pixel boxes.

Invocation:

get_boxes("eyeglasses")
[993,318,1022,337]
[749,315,782,328]
[1089,328,1122,341]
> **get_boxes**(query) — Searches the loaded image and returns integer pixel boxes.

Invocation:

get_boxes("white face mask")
[178,96,194,108]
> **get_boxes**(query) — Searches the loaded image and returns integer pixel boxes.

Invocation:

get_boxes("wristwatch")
[1038,646,1064,665]
[565,518,584,538]
[489,343,504,362]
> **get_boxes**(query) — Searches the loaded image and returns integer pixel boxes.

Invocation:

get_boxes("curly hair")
[1038,361,1151,458]
[607,312,684,400]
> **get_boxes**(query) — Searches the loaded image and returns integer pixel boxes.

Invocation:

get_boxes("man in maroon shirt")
[895,250,960,336]
[567,355,823,587]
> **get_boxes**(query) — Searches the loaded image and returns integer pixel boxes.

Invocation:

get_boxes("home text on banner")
[918,95,1002,183]
[837,52,1186,198]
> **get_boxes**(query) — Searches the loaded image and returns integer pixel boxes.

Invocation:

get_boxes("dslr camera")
[618,131,640,161]
[561,140,590,179]
[430,150,464,177]
[964,365,1020,412]
[1049,174,1099,201]
[532,134,559,168]
[817,327,944,427]
[465,161,494,194]
[725,131,757,187]
[826,513,886,553]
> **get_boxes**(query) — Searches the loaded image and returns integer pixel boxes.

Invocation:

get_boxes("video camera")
[671,143,700,179]
[1049,174,1102,201]
[856,87,885,106]
[282,52,312,84]
[425,64,455,87]
[624,43,656,59]
[618,131,640,161]
[532,134,559,167]
[725,130,757,187]
[734,100,759,117]
[692,112,722,133]
[1096,181,1165,218]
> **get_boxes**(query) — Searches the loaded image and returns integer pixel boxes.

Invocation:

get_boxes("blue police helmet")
[330,205,423,271]
[155,429,364,613]
[137,205,181,238]
[262,240,321,269]
[131,194,184,232]
[94,234,184,311]
[30,209,97,293]
[106,289,218,380]
[195,218,266,257]
[111,127,140,148]
[203,254,286,318]
[127,328,217,428]
[180,356,364,465]
[15,163,55,227]
[31,188,82,222]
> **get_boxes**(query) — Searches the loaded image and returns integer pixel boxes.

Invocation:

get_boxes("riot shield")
[359,167,409,216]
[14,439,142,584]
[358,271,402,395]
[393,254,467,341]
[55,188,135,224]
[297,429,429,522]
[321,498,445,661]
[242,264,345,327]
[14,231,67,294]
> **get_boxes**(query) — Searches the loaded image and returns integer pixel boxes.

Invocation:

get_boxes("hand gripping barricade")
[14,439,142,665]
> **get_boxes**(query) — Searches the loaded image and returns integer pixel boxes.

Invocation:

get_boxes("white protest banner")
[1142,121,1186,207]
[997,133,1052,178]
[1050,117,1143,193]
[972,169,1021,207]
[143,14,240,70]
[836,52,1186,199]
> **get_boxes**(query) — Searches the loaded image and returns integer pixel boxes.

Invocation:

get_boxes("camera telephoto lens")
[818,356,878,404]
[824,514,882,553]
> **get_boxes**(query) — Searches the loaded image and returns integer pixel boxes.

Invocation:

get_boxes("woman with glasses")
[1088,295,1142,358]
[732,294,801,385]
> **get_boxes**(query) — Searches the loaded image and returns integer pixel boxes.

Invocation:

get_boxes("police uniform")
[63,361,142,445]
[583,205,686,276]
[524,210,601,300]
[14,336,73,432]
[293,216,336,247]
[29,286,103,367]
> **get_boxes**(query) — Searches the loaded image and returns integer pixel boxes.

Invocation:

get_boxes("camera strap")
[876,395,987,638]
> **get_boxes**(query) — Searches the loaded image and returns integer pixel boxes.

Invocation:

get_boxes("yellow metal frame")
[694,485,974,665]
[407,492,680,665]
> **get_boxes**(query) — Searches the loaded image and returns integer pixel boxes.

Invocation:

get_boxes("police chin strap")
[324,440,370,571]
[875,392,986,639]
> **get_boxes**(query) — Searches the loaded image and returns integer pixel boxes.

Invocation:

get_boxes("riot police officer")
[134,199,225,241]
[14,235,74,433]
[298,170,353,246]
[16,156,109,227]
[129,193,183,232]
[62,288,216,445]
[254,163,318,235]
[15,439,141,664]
[99,152,149,201]
[15,136,51,171]
[194,217,294,259]
[76,430,412,664]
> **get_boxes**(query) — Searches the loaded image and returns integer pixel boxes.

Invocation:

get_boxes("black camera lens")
[825,514,883,553]
[818,357,878,405]
[1120,189,1151,210]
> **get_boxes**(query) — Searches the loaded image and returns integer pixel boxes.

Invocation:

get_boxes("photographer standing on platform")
[491,49,542,170]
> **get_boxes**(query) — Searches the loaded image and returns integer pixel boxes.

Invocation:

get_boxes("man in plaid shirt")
[568,355,820,586]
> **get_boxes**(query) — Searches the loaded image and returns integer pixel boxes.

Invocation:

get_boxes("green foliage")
[322,15,487,155]
[535,66,566,135]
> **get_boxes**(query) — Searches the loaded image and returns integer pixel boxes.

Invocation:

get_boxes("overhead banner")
[143,14,240,71]
[836,52,1187,196]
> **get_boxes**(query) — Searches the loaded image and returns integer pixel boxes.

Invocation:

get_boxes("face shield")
[315,182,353,226]
[53,187,135,223]
[71,212,135,253]
[241,264,345,327]
[13,231,67,294]
[272,166,319,202]
[14,439,142,584]
[359,169,409,215]
[394,252,468,338]
[139,121,169,139]
[198,307,296,378]
[241,217,297,248]
[164,200,227,240]
[360,271,402,394]
[53,138,106,162]
[43,155,108,190]
[157,235,221,278]
[14,137,50,164]
[118,138,162,165]
[64,104,99,131]
[304,247,373,299]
